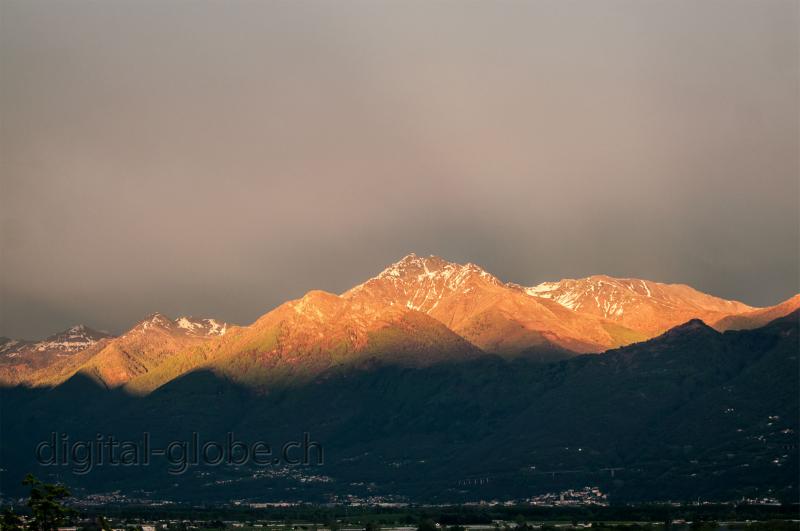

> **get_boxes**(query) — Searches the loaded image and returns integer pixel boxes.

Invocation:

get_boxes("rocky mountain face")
[1,254,797,393]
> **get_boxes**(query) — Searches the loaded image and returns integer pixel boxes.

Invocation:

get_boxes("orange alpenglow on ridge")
[524,274,754,335]
[1,253,797,394]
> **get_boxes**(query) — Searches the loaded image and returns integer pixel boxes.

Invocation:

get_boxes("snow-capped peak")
[344,253,502,313]
[372,253,498,285]
[0,325,114,357]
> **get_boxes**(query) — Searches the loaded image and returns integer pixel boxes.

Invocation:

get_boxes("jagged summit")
[372,253,497,282]
[39,325,113,351]
[345,253,501,311]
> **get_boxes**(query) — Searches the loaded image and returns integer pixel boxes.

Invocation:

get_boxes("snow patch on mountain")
[205,319,227,336]
[175,316,228,336]
[525,276,659,317]
[0,339,21,353]
[137,314,230,337]
[526,282,583,311]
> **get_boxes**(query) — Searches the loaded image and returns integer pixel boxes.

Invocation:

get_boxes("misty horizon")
[2,0,798,339]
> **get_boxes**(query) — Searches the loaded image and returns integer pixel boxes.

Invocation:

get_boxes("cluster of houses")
[528,487,608,507]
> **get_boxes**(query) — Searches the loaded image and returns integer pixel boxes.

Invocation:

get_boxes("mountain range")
[2,253,797,393]
[1,254,798,504]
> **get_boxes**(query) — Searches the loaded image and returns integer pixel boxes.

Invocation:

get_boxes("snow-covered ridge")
[523,276,694,319]
[0,325,112,358]
[134,313,228,337]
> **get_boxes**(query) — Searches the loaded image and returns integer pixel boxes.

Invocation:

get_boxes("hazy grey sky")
[1,0,798,339]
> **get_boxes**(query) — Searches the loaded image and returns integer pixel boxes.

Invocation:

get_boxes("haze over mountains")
[1,253,797,394]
